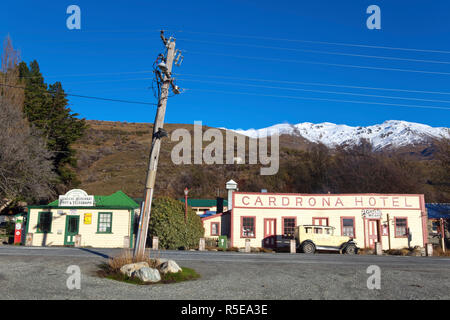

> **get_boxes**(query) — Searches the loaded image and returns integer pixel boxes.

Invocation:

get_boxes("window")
[314,227,323,234]
[241,217,255,238]
[341,217,355,238]
[395,218,408,237]
[37,212,52,233]
[97,212,112,233]
[211,222,220,236]
[431,221,440,233]
[313,217,328,226]
[282,217,296,239]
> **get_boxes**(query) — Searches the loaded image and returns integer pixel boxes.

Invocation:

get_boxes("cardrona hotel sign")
[234,193,421,210]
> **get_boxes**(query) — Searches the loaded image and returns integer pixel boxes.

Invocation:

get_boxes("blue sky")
[1,0,450,129]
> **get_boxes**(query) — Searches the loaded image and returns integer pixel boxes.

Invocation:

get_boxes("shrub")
[148,197,204,250]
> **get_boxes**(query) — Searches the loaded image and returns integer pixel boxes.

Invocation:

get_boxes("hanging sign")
[59,189,94,207]
[382,224,389,236]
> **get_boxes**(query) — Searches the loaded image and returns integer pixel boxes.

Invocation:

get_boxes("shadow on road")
[77,247,110,259]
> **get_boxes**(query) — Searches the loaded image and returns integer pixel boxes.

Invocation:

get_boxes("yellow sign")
[84,213,92,225]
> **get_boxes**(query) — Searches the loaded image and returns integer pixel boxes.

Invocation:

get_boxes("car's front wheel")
[344,243,357,255]
[302,242,316,254]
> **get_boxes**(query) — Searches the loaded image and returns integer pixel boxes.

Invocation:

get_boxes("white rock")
[120,262,149,277]
[159,260,182,274]
[134,267,161,283]
[154,258,168,267]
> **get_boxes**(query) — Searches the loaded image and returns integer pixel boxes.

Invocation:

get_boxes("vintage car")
[295,225,358,254]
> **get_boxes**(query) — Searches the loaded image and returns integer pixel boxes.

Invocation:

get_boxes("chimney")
[226,180,238,210]
[216,197,224,213]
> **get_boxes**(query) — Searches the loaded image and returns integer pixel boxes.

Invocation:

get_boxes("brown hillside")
[73,120,449,202]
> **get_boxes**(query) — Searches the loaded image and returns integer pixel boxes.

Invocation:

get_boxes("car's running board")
[315,246,341,251]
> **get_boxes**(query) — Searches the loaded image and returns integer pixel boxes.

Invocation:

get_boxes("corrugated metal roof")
[426,203,450,219]
[179,198,228,208]
[200,211,217,218]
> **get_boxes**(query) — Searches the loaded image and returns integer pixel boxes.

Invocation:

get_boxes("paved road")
[0,246,449,300]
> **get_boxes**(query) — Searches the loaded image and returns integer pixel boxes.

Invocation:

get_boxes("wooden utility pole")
[134,31,177,258]
[386,214,391,250]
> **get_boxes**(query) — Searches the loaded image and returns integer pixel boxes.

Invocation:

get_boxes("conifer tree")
[18,60,87,189]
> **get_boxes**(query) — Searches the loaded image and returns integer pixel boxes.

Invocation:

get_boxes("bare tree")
[0,36,56,211]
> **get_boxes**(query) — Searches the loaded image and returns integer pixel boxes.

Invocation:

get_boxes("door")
[64,216,80,246]
[263,218,277,248]
[367,219,380,249]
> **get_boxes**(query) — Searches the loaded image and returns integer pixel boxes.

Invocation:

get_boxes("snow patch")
[229,120,450,149]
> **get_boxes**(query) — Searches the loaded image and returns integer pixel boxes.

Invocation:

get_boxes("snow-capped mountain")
[230,120,450,150]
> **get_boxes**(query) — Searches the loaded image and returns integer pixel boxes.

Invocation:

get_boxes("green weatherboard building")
[26,189,139,248]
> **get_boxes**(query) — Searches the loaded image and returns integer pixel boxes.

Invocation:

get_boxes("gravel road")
[0,246,449,300]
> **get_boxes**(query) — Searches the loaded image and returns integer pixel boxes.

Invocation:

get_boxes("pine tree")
[18,60,87,189]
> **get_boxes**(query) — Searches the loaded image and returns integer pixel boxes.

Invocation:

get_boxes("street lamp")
[184,187,189,223]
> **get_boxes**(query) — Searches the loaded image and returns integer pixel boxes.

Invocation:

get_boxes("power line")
[175,73,450,96]
[49,73,450,97]
[173,30,450,55]
[184,88,450,111]
[0,83,156,106]
[179,78,450,105]
[62,77,153,85]
[17,70,153,80]
[24,27,448,56]
[184,50,450,76]
[178,38,450,65]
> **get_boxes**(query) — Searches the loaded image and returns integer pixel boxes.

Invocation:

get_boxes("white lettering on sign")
[59,189,94,207]
[234,194,420,209]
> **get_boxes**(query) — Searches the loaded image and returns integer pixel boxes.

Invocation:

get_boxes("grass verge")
[98,263,200,285]
[97,250,200,285]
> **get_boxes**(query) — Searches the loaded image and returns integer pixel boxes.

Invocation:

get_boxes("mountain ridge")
[230,120,450,150]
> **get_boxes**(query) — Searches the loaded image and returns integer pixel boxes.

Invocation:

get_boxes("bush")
[148,197,204,250]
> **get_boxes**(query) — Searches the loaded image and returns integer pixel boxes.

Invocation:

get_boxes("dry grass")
[257,247,275,253]
[384,248,411,256]
[106,249,158,273]
[357,248,375,255]
[384,247,423,256]
[359,246,424,256]
[433,246,450,256]
[98,249,200,285]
